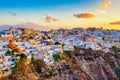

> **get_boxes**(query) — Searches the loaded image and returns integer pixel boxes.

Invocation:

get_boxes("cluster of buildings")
[62,28,120,51]
[0,27,120,77]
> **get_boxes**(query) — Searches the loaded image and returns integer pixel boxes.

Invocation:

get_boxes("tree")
[20,53,27,60]
[5,50,14,56]
[12,61,20,72]
[5,50,12,56]
[53,54,61,61]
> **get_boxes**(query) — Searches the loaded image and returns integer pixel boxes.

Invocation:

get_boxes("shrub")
[30,55,35,64]
[5,50,13,56]
[53,54,60,61]
[48,69,53,76]
[60,56,65,60]
[64,51,72,58]
[12,61,19,72]
[20,53,27,60]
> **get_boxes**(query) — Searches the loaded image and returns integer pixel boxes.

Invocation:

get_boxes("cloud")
[110,21,120,25]
[95,0,111,14]
[45,14,58,23]
[101,0,112,9]
[95,9,106,14]
[9,12,17,16]
[74,13,95,18]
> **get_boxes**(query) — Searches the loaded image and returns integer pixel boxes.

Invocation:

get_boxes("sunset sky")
[0,0,120,30]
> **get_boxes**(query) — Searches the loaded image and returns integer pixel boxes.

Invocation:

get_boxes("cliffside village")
[0,27,120,79]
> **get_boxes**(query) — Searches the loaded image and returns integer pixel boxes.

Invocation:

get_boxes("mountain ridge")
[0,22,50,31]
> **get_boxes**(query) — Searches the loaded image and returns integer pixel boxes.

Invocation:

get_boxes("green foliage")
[5,50,14,56]
[12,61,19,72]
[64,51,72,58]
[53,54,61,61]
[60,56,65,60]
[20,53,27,60]
[6,50,11,55]
[30,55,35,64]
[111,46,118,52]
[48,69,53,76]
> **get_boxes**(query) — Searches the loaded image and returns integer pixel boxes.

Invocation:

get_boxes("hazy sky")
[0,0,120,29]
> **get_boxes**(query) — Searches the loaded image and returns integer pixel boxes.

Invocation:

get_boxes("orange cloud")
[110,21,120,25]
[45,14,58,23]
[101,1,111,9]
[74,13,95,18]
